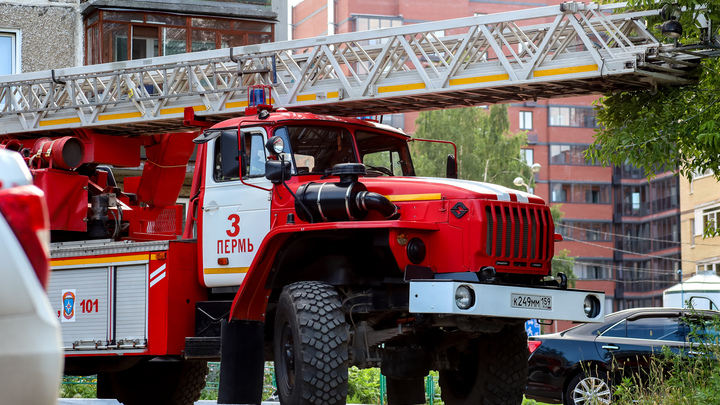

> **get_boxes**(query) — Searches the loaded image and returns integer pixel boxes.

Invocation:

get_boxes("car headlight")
[583,295,601,318]
[455,285,475,310]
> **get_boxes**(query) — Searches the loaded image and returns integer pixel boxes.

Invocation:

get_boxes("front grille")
[484,203,551,261]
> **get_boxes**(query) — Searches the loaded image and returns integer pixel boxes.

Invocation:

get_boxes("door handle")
[602,344,620,350]
[202,202,219,212]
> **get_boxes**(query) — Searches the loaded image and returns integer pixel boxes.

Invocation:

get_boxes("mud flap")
[218,319,265,404]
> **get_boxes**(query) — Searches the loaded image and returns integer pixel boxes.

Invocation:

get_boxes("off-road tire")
[439,322,528,405]
[274,281,349,405]
[100,358,208,405]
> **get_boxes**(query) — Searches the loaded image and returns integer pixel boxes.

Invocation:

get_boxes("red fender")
[229,220,439,321]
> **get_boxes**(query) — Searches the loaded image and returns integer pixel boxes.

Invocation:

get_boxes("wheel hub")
[572,376,611,405]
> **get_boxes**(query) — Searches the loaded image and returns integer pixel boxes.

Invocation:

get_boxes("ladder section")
[0,2,707,136]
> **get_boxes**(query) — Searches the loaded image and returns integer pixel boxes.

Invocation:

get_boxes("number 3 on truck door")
[200,127,271,288]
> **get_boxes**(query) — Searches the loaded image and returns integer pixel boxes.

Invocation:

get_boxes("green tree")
[587,0,720,180]
[412,105,531,189]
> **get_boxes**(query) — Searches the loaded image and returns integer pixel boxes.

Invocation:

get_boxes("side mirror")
[446,154,458,179]
[221,130,241,179]
[265,160,292,184]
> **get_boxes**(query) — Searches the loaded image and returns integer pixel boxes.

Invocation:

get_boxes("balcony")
[80,0,275,19]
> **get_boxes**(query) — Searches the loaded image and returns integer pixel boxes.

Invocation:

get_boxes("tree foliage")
[412,105,532,189]
[588,0,720,179]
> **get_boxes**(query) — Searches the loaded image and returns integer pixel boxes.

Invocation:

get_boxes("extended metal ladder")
[0,1,713,136]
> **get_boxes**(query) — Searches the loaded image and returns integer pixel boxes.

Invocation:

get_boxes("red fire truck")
[1,103,603,405]
[0,2,709,404]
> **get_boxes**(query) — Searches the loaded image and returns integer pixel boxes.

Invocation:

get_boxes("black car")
[524,307,720,405]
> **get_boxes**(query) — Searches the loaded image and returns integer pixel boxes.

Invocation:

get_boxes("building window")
[574,261,612,280]
[353,16,402,45]
[384,113,405,130]
[84,10,273,64]
[697,262,720,275]
[558,221,612,241]
[0,31,20,75]
[551,183,610,204]
[693,167,714,179]
[548,106,598,128]
[690,218,695,247]
[651,177,678,213]
[519,111,533,130]
[549,144,599,165]
[354,15,403,31]
[703,206,720,233]
[652,216,679,251]
[618,223,651,254]
[520,148,533,166]
[616,185,649,217]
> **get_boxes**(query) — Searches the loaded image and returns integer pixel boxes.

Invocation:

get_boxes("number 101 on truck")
[5,92,604,405]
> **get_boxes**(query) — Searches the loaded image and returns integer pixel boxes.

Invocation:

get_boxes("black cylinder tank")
[295,163,399,223]
[295,180,368,223]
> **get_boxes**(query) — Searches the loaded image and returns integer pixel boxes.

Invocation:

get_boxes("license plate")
[511,293,552,310]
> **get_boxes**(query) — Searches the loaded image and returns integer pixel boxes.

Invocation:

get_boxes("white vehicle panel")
[47,266,110,349]
[115,264,148,346]
[202,127,272,287]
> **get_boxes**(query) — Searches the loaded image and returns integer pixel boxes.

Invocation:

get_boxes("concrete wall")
[0,0,81,73]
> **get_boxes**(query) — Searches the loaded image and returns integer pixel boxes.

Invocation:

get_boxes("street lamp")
[678,269,684,308]
[513,163,541,192]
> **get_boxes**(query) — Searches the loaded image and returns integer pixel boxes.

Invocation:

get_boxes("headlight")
[406,238,426,264]
[583,295,601,318]
[455,285,475,310]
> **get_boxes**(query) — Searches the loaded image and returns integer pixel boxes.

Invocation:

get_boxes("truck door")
[200,127,271,288]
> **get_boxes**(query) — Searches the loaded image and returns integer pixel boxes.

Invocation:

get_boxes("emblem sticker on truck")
[511,293,552,310]
[62,289,76,322]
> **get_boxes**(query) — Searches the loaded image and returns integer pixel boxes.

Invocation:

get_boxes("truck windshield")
[274,126,356,175]
[356,130,415,176]
[272,125,414,177]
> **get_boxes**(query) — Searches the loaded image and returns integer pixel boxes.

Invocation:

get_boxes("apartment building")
[681,171,720,280]
[1,0,279,74]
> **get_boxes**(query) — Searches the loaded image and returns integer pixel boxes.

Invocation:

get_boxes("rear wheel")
[565,370,612,405]
[274,281,349,405]
[439,323,528,405]
[98,358,208,405]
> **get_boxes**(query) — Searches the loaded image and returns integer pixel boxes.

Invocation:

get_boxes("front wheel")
[273,281,349,405]
[565,370,612,405]
[439,323,528,405]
